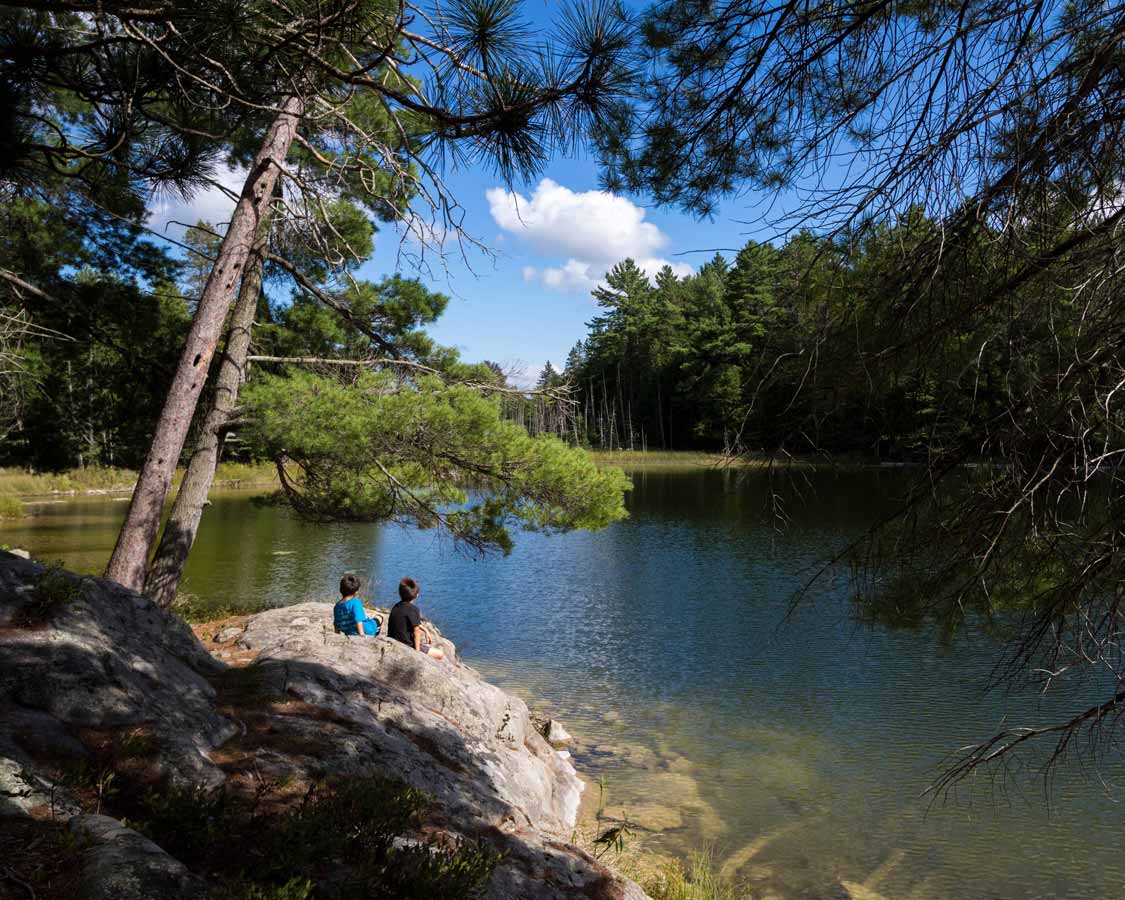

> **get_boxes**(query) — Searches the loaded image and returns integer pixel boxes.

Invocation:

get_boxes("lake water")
[4,468,1123,899]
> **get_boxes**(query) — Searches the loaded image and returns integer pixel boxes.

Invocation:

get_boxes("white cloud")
[537,257,694,293]
[487,178,693,292]
[146,166,246,240]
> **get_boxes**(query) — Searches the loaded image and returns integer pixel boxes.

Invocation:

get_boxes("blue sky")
[145,1,772,385]
[150,150,759,385]
[360,155,757,383]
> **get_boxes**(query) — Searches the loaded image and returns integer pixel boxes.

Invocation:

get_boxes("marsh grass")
[0,461,279,498]
[0,494,24,517]
[588,451,733,470]
[587,449,873,471]
[637,849,749,900]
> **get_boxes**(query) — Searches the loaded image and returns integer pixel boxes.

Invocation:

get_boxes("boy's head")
[398,577,420,603]
[339,573,361,598]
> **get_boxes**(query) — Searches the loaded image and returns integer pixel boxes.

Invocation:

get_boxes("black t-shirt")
[388,599,422,647]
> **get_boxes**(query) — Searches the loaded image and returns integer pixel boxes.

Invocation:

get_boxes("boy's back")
[388,598,421,646]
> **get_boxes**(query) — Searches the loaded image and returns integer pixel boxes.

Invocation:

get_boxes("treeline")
[0,199,452,472]
[561,212,1066,458]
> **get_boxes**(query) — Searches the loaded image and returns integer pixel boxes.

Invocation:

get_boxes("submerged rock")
[601,803,684,833]
[546,718,574,748]
[0,552,651,900]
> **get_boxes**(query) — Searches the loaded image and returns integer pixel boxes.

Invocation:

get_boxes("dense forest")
[552,211,1080,458]
[1,0,1124,785]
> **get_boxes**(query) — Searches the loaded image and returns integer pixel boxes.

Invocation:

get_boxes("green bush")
[641,850,748,900]
[219,879,313,900]
[0,495,24,518]
[171,592,253,623]
[133,776,500,900]
[16,566,84,625]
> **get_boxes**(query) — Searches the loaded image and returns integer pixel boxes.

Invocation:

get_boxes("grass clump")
[640,850,748,900]
[14,565,84,626]
[172,592,257,623]
[0,461,279,499]
[0,494,25,517]
[132,776,500,900]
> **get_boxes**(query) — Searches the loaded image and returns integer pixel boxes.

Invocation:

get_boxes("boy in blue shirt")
[333,574,380,636]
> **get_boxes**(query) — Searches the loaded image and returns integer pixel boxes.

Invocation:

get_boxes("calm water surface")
[4,469,1123,899]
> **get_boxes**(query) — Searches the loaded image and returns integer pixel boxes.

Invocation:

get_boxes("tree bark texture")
[105,96,303,590]
[143,230,268,608]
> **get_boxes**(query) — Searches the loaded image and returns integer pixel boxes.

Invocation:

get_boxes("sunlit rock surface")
[0,552,650,900]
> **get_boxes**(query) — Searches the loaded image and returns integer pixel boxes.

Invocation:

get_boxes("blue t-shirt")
[333,597,378,636]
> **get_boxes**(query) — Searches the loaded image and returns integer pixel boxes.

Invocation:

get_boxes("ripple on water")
[10,475,1125,900]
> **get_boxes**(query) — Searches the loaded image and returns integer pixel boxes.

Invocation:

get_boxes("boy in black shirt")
[388,577,445,660]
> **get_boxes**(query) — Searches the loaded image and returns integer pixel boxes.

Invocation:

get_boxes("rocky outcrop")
[71,815,209,900]
[0,552,651,900]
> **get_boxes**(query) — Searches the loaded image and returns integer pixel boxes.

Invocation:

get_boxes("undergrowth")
[128,776,499,900]
[14,565,84,626]
[0,494,24,517]
[171,592,256,623]
[638,850,748,900]
[0,461,279,498]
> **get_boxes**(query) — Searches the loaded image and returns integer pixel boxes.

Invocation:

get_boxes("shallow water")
[4,469,1123,899]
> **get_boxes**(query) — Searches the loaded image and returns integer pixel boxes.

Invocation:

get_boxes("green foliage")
[640,849,748,900]
[20,566,84,623]
[133,777,499,900]
[170,592,251,623]
[242,370,630,553]
[219,879,314,900]
[0,196,190,470]
[0,495,24,518]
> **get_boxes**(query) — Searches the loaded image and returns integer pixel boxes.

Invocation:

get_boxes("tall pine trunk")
[105,96,303,590]
[143,229,268,608]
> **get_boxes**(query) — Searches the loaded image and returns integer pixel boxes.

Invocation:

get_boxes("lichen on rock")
[0,551,652,899]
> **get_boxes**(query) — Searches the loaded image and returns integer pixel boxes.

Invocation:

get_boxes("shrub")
[171,592,252,623]
[132,776,500,900]
[0,495,24,518]
[15,566,84,625]
[641,850,748,900]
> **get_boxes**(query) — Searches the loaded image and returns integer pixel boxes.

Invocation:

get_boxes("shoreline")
[188,608,686,895]
[1,558,654,899]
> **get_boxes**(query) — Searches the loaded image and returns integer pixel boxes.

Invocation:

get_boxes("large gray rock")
[232,603,650,899]
[71,814,209,900]
[0,555,651,900]
[0,552,235,787]
[238,603,584,835]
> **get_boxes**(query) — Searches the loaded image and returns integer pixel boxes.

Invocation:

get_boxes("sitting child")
[333,574,381,637]
[387,577,444,660]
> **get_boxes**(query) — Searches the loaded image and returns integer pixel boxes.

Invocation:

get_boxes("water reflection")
[3,470,1124,898]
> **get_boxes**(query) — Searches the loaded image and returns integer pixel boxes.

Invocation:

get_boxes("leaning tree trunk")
[143,231,268,609]
[105,96,303,591]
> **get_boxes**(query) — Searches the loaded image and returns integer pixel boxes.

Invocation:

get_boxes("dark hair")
[339,574,361,597]
[398,577,420,602]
